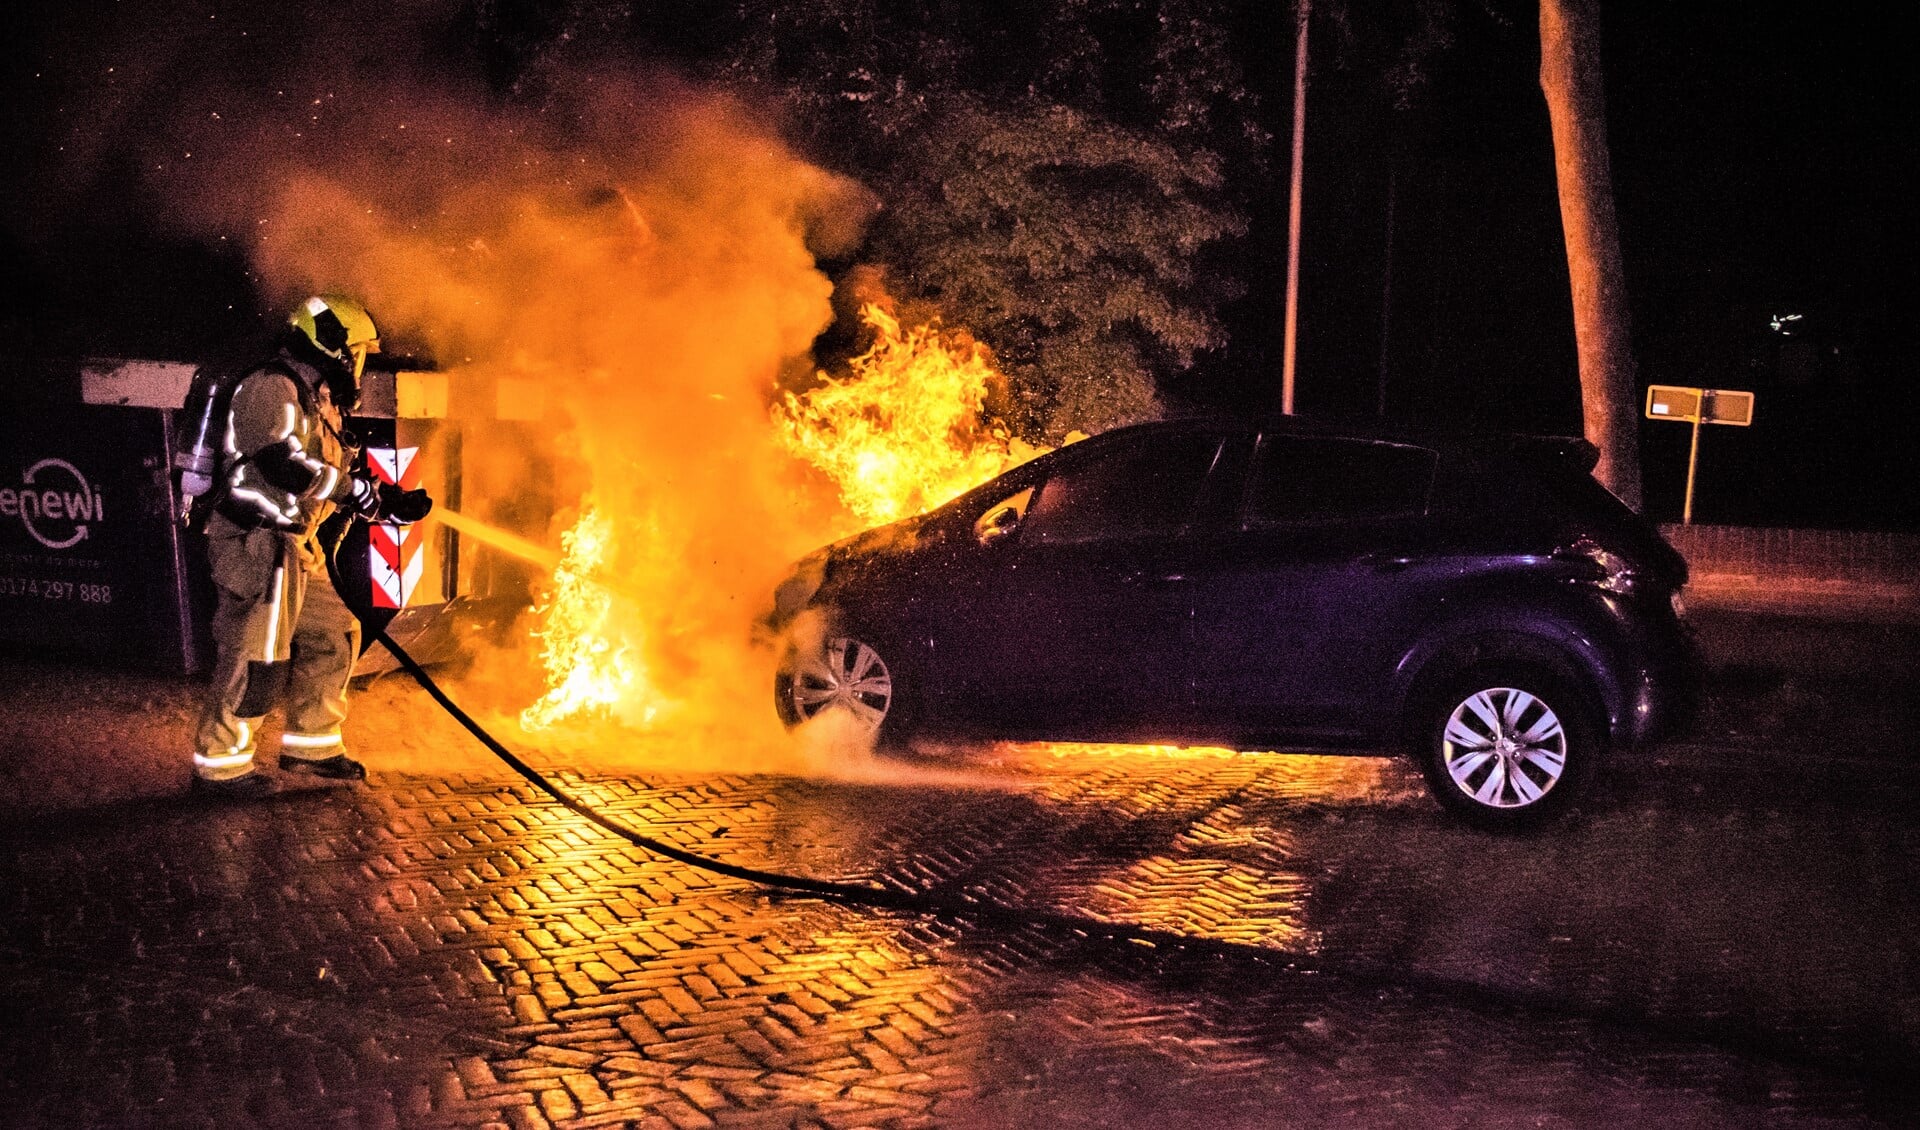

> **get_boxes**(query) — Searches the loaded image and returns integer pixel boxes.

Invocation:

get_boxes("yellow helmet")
[289,294,381,381]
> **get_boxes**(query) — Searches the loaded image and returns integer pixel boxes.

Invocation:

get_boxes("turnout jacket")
[209,348,370,568]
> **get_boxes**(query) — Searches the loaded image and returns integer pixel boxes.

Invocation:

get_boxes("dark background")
[1224,1,1916,531]
[2,1,1912,530]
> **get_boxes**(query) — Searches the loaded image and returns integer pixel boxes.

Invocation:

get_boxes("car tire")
[773,630,912,747]
[1414,662,1602,829]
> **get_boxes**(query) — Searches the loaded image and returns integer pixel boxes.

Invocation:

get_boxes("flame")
[773,304,1049,530]
[520,303,1053,730]
[518,506,653,731]
[36,9,1211,763]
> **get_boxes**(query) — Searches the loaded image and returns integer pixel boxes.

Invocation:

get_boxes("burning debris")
[519,506,647,731]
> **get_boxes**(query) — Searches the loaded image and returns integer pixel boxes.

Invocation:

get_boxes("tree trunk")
[1539,0,1642,510]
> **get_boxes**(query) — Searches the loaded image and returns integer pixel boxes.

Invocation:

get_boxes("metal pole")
[1376,161,1397,417]
[1281,0,1311,416]
[1682,412,1703,525]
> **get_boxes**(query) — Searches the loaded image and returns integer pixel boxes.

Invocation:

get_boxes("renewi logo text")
[0,458,105,550]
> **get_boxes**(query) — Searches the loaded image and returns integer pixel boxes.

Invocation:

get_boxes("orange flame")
[773,304,1049,531]
[168,68,1062,742]
[521,304,1052,729]
[519,506,653,731]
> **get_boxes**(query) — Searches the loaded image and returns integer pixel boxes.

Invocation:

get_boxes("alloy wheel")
[1439,686,1569,809]
[787,637,894,730]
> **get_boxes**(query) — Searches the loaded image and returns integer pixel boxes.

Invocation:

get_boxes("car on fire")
[766,416,1700,828]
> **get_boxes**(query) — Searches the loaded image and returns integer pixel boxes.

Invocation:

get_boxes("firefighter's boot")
[192,771,274,799]
[279,752,367,781]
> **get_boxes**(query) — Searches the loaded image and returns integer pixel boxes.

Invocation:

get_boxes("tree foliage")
[474,0,1264,440]
[867,94,1246,436]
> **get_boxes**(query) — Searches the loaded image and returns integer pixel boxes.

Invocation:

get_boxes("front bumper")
[1621,617,1704,747]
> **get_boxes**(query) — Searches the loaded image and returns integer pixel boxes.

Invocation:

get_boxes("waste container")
[0,355,504,675]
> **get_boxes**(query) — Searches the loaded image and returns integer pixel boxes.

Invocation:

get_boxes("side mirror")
[972,486,1035,547]
[975,504,1021,547]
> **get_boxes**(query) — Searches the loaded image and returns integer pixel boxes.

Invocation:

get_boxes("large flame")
[42,7,1208,768]
[519,506,652,731]
[522,304,1050,729]
[210,84,868,746]
[773,304,1049,531]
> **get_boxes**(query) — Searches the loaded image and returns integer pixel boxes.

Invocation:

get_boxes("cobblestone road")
[3,610,1917,1127]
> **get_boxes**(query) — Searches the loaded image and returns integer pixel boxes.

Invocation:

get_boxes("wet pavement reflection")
[2,732,1916,1127]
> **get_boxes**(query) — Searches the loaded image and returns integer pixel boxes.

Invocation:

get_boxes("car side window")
[1021,434,1224,545]
[1244,437,1437,526]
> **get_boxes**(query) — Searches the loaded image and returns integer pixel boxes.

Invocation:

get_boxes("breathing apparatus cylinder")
[171,368,224,526]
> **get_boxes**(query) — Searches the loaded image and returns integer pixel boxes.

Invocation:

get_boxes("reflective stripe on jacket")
[214,350,356,559]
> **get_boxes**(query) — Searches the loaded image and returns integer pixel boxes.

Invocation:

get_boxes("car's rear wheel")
[1415,664,1601,829]
[774,632,905,743]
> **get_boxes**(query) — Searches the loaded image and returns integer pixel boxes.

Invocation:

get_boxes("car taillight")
[1555,537,1653,598]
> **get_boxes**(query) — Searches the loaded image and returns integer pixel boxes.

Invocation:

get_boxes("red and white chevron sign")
[366,447,424,609]
[367,446,422,490]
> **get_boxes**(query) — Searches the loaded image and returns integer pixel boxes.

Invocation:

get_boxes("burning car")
[767,417,1700,828]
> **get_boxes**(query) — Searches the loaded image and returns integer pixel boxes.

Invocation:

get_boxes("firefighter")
[190,295,432,797]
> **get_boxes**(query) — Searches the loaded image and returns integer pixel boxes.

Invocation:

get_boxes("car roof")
[1093,414,1599,472]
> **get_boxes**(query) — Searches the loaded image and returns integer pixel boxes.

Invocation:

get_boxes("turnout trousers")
[192,525,362,781]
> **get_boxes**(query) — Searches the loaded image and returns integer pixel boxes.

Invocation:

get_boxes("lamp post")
[1281,0,1311,416]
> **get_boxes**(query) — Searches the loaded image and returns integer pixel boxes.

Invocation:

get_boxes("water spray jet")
[428,507,654,607]
[429,507,560,571]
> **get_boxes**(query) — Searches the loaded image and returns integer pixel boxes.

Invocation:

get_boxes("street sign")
[1645,385,1758,523]
[1646,385,1700,421]
[1646,384,1755,426]
[1703,389,1754,426]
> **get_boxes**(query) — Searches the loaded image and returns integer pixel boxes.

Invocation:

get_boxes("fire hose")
[332,518,1904,1090]
[368,624,1295,961]
[372,634,1920,1093]
[340,510,1294,951]
[372,509,1254,943]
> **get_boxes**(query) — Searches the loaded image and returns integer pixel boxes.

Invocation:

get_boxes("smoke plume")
[25,4,881,756]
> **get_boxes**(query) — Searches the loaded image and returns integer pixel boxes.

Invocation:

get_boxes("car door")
[1185,434,1440,740]
[922,429,1234,737]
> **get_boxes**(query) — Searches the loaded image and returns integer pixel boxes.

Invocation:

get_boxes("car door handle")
[1356,553,1417,573]
[1123,571,1189,587]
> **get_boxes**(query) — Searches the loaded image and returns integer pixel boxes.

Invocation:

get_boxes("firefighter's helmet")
[289,294,381,382]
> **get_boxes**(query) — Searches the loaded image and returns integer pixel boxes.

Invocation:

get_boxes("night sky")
[1241,2,1916,527]
[3,1,1912,529]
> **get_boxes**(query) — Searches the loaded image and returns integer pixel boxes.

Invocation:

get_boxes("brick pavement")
[3,596,1916,1127]
[4,723,1917,1127]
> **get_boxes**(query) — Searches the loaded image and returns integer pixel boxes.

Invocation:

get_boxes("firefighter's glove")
[343,474,383,518]
[376,482,434,524]
[343,476,433,524]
